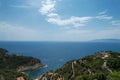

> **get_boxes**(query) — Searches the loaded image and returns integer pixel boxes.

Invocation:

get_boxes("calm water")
[0,41,120,78]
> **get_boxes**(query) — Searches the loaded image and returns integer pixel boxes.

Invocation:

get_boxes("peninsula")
[0,48,44,80]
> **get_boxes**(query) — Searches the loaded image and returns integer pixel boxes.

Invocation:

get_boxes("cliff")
[39,51,120,80]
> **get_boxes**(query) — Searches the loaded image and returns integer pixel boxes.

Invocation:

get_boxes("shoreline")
[34,75,43,80]
[18,63,45,72]
[34,64,48,80]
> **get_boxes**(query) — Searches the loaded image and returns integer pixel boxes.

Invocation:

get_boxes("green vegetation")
[0,48,42,80]
[39,51,120,80]
[1,48,120,80]
[107,71,120,80]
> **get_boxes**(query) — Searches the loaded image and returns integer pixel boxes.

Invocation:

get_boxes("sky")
[0,0,120,41]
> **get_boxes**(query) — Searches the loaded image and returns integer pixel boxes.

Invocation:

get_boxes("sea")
[0,41,120,79]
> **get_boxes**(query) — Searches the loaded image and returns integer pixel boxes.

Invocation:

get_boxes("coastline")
[34,64,48,80]
[34,75,43,80]
[18,63,45,72]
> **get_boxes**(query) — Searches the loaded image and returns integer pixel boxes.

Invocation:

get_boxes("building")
[101,52,110,59]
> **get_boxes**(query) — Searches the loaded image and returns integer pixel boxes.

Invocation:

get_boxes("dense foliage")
[39,51,120,80]
[0,48,41,80]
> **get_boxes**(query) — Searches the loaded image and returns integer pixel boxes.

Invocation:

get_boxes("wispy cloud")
[111,20,120,26]
[10,5,32,8]
[0,22,46,41]
[39,0,115,28]
[47,16,92,27]
[52,28,120,41]
[39,0,92,27]
[96,10,113,20]
[0,22,119,41]
[94,28,120,39]
[10,0,41,9]
[96,15,113,20]
[99,10,108,15]
[10,0,114,27]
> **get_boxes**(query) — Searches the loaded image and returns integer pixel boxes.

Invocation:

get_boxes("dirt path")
[103,60,112,73]
[69,62,75,80]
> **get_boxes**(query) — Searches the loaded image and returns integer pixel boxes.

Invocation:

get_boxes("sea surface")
[0,41,120,78]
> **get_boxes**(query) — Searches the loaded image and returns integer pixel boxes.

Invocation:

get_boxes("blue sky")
[0,0,120,41]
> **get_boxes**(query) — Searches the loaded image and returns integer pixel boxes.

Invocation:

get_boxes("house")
[101,52,110,59]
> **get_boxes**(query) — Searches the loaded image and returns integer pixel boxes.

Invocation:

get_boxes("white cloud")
[10,0,114,28]
[111,20,120,26]
[2,1,119,41]
[47,16,92,27]
[96,15,113,20]
[38,0,92,27]
[39,0,56,15]
[47,13,59,18]
[96,10,113,20]
[39,0,114,28]
[99,10,108,15]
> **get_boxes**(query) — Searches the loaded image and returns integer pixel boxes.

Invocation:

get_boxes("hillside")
[0,48,44,80]
[39,51,120,80]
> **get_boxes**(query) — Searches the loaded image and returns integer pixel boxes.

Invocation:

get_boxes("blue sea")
[0,41,120,78]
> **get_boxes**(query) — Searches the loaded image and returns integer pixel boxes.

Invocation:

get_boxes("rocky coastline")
[18,63,45,72]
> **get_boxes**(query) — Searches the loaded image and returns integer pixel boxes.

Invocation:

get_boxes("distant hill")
[39,51,120,80]
[0,48,44,80]
[92,39,120,42]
